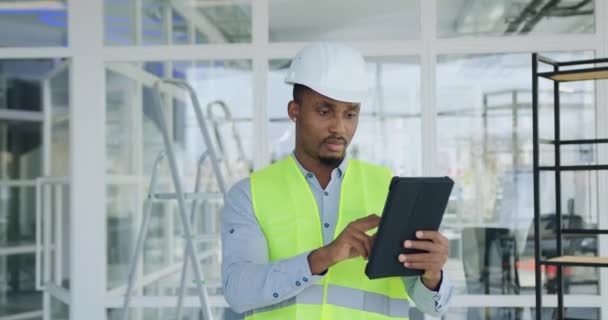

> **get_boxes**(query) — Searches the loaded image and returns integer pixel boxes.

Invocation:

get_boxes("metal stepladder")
[121,79,227,320]
[206,100,250,178]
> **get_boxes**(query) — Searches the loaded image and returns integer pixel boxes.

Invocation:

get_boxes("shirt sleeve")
[402,271,454,317]
[221,178,325,314]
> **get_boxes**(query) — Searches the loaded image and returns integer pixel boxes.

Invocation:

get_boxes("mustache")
[322,136,347,145]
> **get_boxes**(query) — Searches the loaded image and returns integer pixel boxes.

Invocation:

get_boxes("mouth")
[323,139,346,152]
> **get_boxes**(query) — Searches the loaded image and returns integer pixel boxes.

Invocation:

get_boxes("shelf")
[532,54,608,320]
[538,66,608,82]
[562,229,608,235]
[538,139,555,145]
[538,165,608,171]
[554,57,608,67]
[541,256,608,267]
[538,139,608,145]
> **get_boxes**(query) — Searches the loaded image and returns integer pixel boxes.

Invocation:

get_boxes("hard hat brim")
[285,80,368,104]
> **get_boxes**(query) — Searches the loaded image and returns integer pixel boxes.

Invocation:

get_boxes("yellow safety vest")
[248,156,411,319]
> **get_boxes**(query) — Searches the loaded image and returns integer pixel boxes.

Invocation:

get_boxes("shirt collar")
[290,151,349,180]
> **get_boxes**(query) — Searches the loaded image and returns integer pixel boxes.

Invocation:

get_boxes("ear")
[287,100,300,122]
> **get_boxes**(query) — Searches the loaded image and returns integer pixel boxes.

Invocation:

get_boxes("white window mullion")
[252,0,269,170]
[434,34,599,55]
[68,0,106,319]
[0,48,70,59]
[42,80,52,177]
[594,0,608,318]
[420,0,438,176]
[98,36,603,63]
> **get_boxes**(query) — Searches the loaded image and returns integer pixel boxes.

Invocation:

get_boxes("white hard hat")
[284,42,369,103]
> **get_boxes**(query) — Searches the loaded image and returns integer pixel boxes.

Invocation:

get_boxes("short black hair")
[293,83,311,104]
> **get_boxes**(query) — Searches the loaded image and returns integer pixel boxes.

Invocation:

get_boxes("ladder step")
[190,280,221,287]
[150,192,223,201]
[182,234,220,243]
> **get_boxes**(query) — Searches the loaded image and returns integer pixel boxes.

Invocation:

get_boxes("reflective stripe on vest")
[245,284,411,318]
[244,285,324,316]
[326,285,410,318]
[249,156,410,320]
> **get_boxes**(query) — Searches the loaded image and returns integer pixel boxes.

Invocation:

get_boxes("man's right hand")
[308,214,380,275]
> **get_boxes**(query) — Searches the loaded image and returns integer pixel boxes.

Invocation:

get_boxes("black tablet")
[365,176,454,279]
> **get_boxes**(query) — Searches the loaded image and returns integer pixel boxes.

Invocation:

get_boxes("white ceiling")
[268,0,420,42]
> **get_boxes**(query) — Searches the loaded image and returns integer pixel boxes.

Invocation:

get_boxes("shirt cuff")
[285,250,326,287]
[426,270,453,313]
[406,271,453,315]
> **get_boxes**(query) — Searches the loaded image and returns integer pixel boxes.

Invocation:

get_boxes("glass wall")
[0,0,68,47]
[104,0,252,46]
[437,0,595,38]
[436,51,599,297]
[0,59,70,319]
[105,60,253,316]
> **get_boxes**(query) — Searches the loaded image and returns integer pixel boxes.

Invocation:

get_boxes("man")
[222,43,453,319]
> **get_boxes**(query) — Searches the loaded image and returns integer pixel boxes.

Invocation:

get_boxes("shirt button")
[295,281,301,286]
[302,277,308,282]
[229,228,235,234]
[324,191,329,196]
[324,223,330,228]
[273,292,279,298]
[306,173,313,178]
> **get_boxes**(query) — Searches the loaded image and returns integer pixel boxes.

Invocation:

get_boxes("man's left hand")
[397,230,449,290]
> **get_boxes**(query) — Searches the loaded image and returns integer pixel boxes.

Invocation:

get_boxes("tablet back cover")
[365,177,453,279]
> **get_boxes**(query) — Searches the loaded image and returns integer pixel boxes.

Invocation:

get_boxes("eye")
[318,108,329,116]
[346,112,358,119]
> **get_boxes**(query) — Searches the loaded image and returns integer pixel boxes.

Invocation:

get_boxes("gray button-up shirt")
[221,155,453,316]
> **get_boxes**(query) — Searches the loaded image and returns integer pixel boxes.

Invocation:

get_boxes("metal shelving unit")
[532,54,608,320]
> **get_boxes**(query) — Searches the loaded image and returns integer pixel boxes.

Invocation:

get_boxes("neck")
[293,148,337,189]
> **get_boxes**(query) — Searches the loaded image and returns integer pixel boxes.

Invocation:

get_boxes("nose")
[329,114,346,135]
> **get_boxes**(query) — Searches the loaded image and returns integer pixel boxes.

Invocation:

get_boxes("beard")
[319,154,345,167]
[318,136,347,167]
